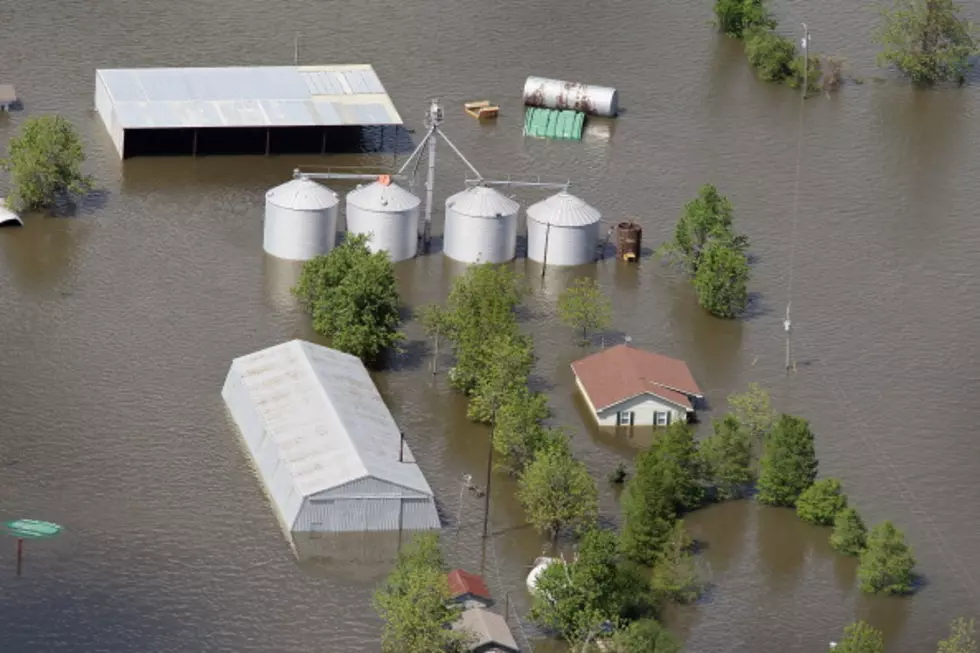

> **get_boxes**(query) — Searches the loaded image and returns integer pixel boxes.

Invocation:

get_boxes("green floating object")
[523,107,585,141]
[4,519,63,539]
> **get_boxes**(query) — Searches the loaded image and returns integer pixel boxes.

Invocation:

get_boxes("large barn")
[94,64,403,158]
[222,340,440,539]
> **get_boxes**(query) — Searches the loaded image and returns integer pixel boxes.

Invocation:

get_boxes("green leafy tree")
[745,28,797,83]
[661,184,745,274]
[417,303,449,374]
[492,386,553,475]
[621,422,704,564]
[650,521,701,605]
[830,507,868,556]
[530,528,646,645]
[373,533,467,653]
[727,383,776,442]
[518,442,598,540]
[2,115,92,212]
[293,234,403,365]
[833,621,884,653]
[939,617,978,653]
[610,619,681,653]
[443,264,525,395]
[858,521,916,595]
[694,240,750,318]
[757,414,818,507]
[790,52,824,94]
[466,333,535,423]
[714,0,774,38]
[874,0,977,85]
[700,415,754,500]
[796,478,848,526]
[557,277,612,344]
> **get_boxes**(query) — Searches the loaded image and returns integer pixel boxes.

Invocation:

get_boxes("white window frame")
[655,411,669,426]
[617,411,634,426]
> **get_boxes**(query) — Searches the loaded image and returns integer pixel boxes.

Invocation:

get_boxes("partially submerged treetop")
[874,0,978,84]
[2,115,91,212]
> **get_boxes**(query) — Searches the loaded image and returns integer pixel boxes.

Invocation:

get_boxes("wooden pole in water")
[504,591,510,624]
[399,431,405,462]
[482,408,495,539]
[16,538,23,576]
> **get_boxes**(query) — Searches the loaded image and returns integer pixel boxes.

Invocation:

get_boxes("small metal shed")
[222,340,441,540]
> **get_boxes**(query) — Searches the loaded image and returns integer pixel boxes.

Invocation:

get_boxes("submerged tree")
[293,234,402,365]
[796,478,848,526]
[694,239,750,318]
[650,521,701,605]
[938,617,978,653]
[700,415,754,500]
[557,277,612,344]
[830,507,868,556]
[374,533,468,653]
[744,28,797,83]
[518,441,598,540]
[492,386,553,475]
[727,383,777,442]
[833,621,884,653]
[2,115,92,212]
[466,333,535,423]
[610,619,682,653]
[714,0,774,39]
[874,0,978,84]
[757,414,818,507]
[858,521,916,595]
[417,303,450,374]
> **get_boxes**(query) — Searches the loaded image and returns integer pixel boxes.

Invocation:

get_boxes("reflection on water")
[293,532,406,584]
[0,217,89,293]
[262,254,304,313]
[687,500,752,577]
[756,506,810,593]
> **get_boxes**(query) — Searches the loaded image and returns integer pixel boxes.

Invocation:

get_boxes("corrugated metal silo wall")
[263,202,338,262]
[345,204,419,263]
[443,212,519,264]
[527,222,601,266]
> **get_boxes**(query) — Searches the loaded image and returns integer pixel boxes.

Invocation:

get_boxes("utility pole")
[482,407,496,539]
[784,303,792,371]
[801,23,810,99]
[786,22,809,373]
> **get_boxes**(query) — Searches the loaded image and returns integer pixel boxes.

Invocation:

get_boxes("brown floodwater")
[1,0,979,650]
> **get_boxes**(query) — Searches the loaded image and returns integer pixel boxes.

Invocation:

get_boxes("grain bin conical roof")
[266,178,339,211]
[347,180,421,212]
[446,185,519,218]
[527,191,601,227]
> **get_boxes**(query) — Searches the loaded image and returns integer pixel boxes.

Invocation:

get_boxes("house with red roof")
[448,569,493,609]
[571,344,703,427]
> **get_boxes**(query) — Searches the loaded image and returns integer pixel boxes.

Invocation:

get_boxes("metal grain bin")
[346,177,422,263]
[526,191,602,267]
[263,178,339,261]
[443,186,520,264]
[523,76,619,118]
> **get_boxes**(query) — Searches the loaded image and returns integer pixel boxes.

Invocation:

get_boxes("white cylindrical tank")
[263,178,339,261]
[526,191,602,266]
[526,557,558,595]
[523,76,620,118]
[0,198,22,227]
[443,186,520,264]
[346,178,422,263]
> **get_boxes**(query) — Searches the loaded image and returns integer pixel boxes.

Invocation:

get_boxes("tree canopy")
[373,533,467,653]
[874,0,978,84]
[557,277,612,344]
[939,617,978,653]
[694,238,750,318]
[858,521,916,595]
[700,415,754,500]
[727,383,777,442]
[757,414,818,507]
[2,115,92,212]
[610,619,682,653]
[830,507,868,556]
[714,0,774,38]
[833,621,884,653]
[649,521,701,605]
[518,441,599,540]
[293,234,403,365]
[466,332,535,423]
[796,478,848,526]
[492,386,554,475]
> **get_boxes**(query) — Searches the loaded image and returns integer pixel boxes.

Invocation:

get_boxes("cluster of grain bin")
[264,176,420,263]
[263,177,602,268]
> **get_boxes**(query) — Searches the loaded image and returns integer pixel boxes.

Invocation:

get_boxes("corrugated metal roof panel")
[227,340,435,499]
[347,180,421,212]
[97,65,402,128]
[446,185,520,219]
[266,178,339,211]
[527,191,602,227]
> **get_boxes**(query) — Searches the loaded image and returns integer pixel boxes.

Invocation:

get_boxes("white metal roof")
[97,64,403,129]
[527,190,602,227]
[266,178,339,211]
[446,185,520,219]
[347,180,421,212]
[229,340,433,498]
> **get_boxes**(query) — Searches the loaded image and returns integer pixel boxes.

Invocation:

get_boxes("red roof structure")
[448,569,492,602]
[571,344,703,412]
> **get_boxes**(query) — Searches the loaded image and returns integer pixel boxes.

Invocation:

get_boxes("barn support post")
[265,129,271,156]
[192,129,198,157]
[321,129,327,154]
[399,431,405,462]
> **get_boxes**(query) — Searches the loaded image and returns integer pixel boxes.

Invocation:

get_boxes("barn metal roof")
[527,190,601,227]
[228,340,433,498]
[96,64,403,129]
[266,178,339,211]
[446,185,519,219]
[347,179,421,212]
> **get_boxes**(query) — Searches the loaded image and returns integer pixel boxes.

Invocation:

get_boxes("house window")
[617,411,634,426]
[655,411,669,426]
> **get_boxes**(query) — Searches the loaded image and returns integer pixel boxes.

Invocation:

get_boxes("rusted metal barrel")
[616,221,642,261]
[523,76,619,118]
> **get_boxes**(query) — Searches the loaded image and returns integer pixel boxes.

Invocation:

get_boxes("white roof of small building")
[446,185,519,218]
[267,178,339,211]
[453,608,519,653]
[527,191,601,227]
[96,64,403,129]
[347,179,421,212]
[227,340,433,498]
